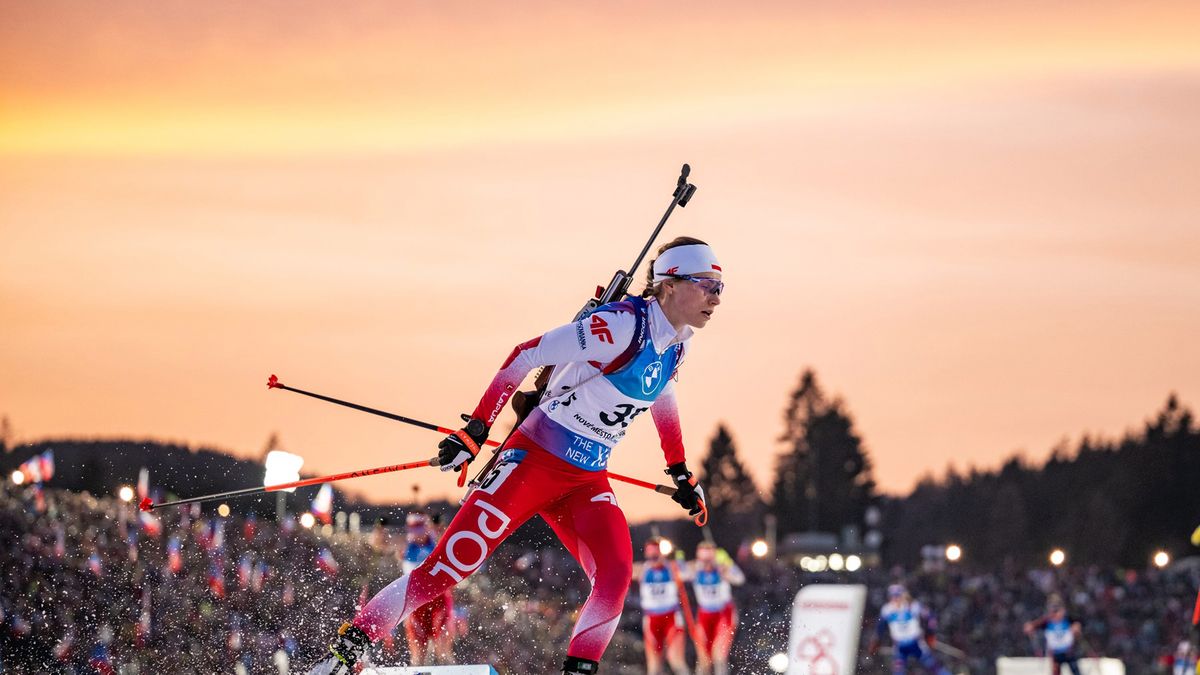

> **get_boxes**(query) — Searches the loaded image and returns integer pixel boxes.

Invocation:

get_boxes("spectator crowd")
[1,483,1196,674]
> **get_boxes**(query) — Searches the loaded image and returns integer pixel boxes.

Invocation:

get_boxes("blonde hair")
[640,236,710,298]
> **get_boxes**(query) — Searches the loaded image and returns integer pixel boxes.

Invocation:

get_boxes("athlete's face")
[661,271,722,330]
[645,543,663,562]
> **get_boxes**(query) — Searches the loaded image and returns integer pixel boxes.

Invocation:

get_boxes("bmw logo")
[642,361,663,395]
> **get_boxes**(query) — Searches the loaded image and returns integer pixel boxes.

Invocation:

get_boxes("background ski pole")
[267,374,502,448]
[139,457,439,511]
[669,551,709,665]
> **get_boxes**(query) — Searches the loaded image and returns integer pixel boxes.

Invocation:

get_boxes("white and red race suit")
[353,295,694,663]
[688,561,745,662]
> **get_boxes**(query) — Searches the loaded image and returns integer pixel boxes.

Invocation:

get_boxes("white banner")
[786,584,867,675]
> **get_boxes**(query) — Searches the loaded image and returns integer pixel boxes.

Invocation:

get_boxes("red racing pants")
[696,604,736,662]
[353,433,634,662]
[643,611,686,658]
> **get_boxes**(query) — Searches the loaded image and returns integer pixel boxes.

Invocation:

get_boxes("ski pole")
[268,374,699,517]
[605,472,707,526]
[669,553,709,664]
[267,374,502,448]
[139,457,439,511]
[1194,585,1200,628]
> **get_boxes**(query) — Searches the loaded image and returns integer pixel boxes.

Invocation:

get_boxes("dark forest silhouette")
[3,379,1197,567]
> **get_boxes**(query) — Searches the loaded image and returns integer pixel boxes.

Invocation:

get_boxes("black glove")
[438,415,489,472]
[666,462,706,516]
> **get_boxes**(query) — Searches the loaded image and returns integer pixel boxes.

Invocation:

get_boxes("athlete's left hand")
[666,462,706,517]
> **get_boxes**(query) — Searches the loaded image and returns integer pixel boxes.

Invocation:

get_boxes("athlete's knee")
[593,551,633,593]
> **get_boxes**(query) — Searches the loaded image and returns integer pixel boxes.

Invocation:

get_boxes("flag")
[11,612,31,634]
[227,614,243,651]
[311,483,333,525]
[87,552,103,577]
[167,536,183,574]
[53,632,74,661]
[19,455,42,483]
[136,590,152,647]
[210,518,226,552]
[138,510,162,538]
[137,467,150,501]
[243,513,257,541]
[237,553,253,590]
[89,643,115,675]
[54,523,66,558]
[251,560,269,593]
[126,529,139,562]
[37,450,54,482]
[10,613,31,637]
[208,561,226,598]
[316,548,339,577]
[195,519,213,550]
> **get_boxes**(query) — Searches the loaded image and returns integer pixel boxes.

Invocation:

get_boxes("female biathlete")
[309,237,723,675]
[635,536,690,675]
[687,541,744,675]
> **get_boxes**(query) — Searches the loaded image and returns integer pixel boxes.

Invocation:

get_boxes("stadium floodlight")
[751,539,769,558]
[829,553,845,571]
[846,554,863,571]
[659,539,674,557]
[769,652,789,673]
[800,556,813,571]
[299,513,316,528]
[11,470,25,485]
[1049,549,1066,566]
[1153,551,1170,568]
[266,449,305,521]
[217,504,231,517]
[118,486,134,502]
[264,450,305,492]
[946,544,963,562]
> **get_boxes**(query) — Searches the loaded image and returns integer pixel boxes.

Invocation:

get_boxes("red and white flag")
[311,483,334,525]
[316,548,339,577]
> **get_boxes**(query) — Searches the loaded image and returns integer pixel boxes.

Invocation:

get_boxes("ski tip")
[267,374,280,389]
[138,497,154,512]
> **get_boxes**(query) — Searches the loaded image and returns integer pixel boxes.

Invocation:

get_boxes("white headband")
[651,244,721,282]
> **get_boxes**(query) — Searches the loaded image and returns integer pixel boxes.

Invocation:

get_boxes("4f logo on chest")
[590,315,614,344]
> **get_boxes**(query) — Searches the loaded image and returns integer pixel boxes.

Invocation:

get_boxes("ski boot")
[562,656,599,674]
[307,622,370,675]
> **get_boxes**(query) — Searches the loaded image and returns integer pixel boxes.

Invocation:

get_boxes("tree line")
[3,372,1196,567]
[686,371,1197,568]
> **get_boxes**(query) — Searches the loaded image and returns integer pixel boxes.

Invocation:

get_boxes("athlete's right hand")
[438,415,489,472]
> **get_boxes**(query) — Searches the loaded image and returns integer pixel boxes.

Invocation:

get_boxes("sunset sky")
[2,0,1198,522]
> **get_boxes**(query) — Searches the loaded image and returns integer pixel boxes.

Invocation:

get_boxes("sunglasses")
[669,275,724,296]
